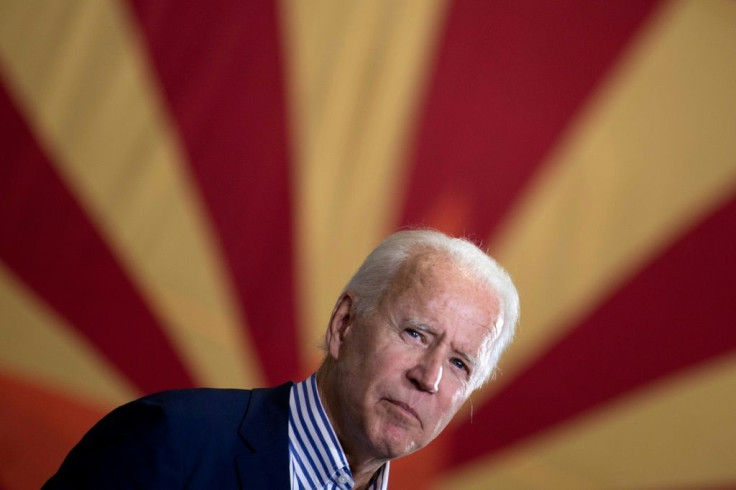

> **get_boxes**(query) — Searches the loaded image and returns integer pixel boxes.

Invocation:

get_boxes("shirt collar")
[288,374,390,489]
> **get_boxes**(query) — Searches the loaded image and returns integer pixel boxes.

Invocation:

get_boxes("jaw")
[361,402,427,459]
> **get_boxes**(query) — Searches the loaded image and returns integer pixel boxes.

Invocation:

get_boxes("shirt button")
[338,475,348,484]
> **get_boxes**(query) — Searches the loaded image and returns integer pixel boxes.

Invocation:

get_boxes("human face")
[325,255,501,462]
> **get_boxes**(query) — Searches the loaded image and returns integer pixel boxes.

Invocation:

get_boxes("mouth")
[386,399,420,423]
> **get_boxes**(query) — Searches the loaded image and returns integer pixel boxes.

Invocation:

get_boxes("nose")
[408,351,443,394]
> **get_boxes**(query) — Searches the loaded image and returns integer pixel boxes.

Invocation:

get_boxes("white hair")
[342,229,519,389]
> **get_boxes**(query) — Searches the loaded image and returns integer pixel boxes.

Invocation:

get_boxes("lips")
[386,399,420,423]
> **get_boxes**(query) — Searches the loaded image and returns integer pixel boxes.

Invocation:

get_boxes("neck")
[316,362,388,488]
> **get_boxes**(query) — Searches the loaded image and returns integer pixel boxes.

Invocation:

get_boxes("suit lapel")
[235,382,292,489]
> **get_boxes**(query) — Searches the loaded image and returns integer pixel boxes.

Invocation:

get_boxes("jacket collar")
[235,382,293,488]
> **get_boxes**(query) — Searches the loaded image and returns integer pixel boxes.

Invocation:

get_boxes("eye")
[450,358,468,372]
[404,328,424,343]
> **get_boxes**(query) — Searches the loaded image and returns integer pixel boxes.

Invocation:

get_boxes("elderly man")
[44,229,519,489]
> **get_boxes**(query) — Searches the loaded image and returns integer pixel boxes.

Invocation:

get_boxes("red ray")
[126,1,298,385]
[447,193,736,467]
[0,372,108,489]
[0,83,193,393]
[401,0,661,239]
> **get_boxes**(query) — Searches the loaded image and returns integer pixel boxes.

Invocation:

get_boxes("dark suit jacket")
[43,382,293,489]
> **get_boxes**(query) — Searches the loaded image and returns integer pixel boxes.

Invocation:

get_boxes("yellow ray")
[483,0,736,402]
[0,0,262,388]
[280,0,450,369]
[0,262,138,406]
[439,353,736,489]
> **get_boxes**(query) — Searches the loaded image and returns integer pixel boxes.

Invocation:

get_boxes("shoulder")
[135,383,292,420]
[43,384,294,487]
[135,387,254,421]
[61,388,254,455]
[136,383,294,433]
[67,384,293,455]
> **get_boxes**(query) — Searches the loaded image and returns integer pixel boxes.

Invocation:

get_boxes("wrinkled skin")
[318,254,501,485]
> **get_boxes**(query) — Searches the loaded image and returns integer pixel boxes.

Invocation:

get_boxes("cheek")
[435,386,468,422]
[364,352,406,388]
[346,343,401,390]
[370,337,414,368]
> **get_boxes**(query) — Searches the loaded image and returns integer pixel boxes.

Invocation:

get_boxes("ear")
[325,292,355,360]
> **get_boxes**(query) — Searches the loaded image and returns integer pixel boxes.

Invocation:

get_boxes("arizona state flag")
[1,1,735,488]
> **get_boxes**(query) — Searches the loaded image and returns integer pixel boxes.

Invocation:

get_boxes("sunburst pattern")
[1,1,735,488]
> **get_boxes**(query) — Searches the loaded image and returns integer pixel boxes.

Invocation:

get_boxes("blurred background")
[1,0,735,488]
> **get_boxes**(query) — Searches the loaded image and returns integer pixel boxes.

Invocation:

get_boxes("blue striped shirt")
[288,375,390,489]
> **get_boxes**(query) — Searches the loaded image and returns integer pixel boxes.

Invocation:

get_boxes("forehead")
[384,252,501,344]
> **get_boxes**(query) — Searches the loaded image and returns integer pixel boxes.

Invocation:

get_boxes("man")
[44,229,519,489]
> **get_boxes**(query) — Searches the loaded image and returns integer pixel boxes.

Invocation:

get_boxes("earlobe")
[326,293,354,359]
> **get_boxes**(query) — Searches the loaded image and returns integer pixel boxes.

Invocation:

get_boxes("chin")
[374,428,422,459]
